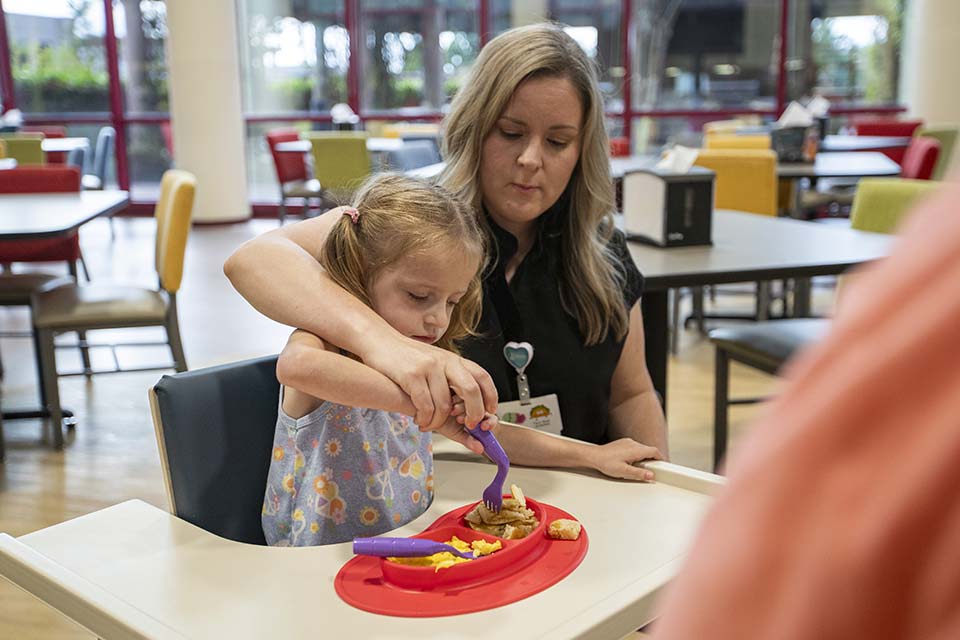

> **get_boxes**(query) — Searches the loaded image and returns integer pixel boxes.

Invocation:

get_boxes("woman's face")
[479,75,583,236]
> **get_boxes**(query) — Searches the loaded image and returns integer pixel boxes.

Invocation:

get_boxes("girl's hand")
[449,395,497,431]
[360,334,497,432]
[434,418,485,455]
[590,438,663,482]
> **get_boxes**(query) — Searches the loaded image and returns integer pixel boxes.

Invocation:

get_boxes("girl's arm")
[279,330,487,456]
[224,212,498,429]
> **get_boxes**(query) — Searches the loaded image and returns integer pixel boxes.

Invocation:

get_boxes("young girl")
[262,173,487,546]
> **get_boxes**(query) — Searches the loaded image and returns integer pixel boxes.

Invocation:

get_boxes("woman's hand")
[359,333,498,432]
[589,438,663,482]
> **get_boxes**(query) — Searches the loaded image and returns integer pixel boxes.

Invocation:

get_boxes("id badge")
[497,393,563,436]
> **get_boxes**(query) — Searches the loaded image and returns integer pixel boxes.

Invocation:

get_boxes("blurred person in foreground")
[654,176,960,640]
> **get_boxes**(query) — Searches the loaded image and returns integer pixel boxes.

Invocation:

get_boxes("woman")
[225,23,667,479]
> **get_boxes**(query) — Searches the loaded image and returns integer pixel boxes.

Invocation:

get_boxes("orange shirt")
[654,178,960,640]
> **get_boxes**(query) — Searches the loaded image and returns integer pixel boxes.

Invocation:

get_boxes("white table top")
[0,449,721,639]
[819,135,912,152]
[778,151,901,179]
[40,137,90,153]
[275,137,406,154]
[0,191,129,240]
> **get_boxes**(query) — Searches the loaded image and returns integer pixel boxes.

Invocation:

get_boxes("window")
[550,0,624,110]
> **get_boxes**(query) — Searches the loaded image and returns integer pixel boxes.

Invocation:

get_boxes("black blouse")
[460,209,644,444]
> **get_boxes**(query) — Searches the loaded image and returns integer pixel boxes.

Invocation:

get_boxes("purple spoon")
[353,537,477,559]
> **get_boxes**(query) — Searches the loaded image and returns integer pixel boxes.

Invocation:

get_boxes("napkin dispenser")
[622,166,715,247]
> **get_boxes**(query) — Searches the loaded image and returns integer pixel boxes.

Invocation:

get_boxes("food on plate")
[547,518,582,541]
[387,535,501,571]
[464,485,538,539]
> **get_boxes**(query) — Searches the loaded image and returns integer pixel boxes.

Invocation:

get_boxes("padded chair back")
[916,125,958,180]
[384,139,441,171]
[704,133,772,150]
[694,149,778,216]
[851,118,923,164]
[3,137,45,166]
[150,355,280,545]
[850,178,938,235]
[307,131,370,191]
[900,136,940,181]
[0,167,82,264]
[154,170,196,294]
[89,126,115,185]
[265,128,309,183]
[23,125,66,163]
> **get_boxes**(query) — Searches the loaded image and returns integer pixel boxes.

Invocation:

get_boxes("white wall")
[901,0,960,176]
[165,0,250,222]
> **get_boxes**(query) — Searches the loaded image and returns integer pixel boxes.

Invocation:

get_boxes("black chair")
[709,319,827,472]
[149,355,279,545]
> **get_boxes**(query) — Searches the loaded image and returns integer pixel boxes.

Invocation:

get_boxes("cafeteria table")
[0,440,722,639]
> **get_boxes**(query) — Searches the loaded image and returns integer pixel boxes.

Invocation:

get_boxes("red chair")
[265,128,327,223]
[22,125,67,164]
[851,118,924,164]
[0,167,89,279]
[609,136,631,157]
[900,136,941,181]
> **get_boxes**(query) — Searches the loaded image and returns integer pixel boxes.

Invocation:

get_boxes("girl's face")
[369,245,480,345]
[479,75,583,237]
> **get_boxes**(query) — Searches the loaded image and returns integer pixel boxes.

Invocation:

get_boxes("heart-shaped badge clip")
[503,341,534,374]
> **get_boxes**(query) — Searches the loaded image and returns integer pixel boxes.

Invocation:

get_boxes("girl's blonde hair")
[441,22,628,345]
[321,173,485,353]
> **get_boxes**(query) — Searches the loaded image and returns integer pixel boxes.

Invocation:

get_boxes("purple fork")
[470,427,510,512]
[353,537,478,559]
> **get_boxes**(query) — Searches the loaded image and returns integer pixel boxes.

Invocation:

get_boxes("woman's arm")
[224,212,498,429]
[608,302,669,457]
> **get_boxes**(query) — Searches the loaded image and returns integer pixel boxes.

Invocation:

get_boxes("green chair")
[305,131,370,203]
[707,178,940,472]
[916,125,958,180]
[3,136,45,166]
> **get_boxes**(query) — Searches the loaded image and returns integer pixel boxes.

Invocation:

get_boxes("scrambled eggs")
[388,535,502,571]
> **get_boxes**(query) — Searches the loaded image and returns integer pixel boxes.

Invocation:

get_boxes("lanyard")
[488,254,533,404]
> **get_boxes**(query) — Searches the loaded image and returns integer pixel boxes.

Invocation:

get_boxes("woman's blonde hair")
[441,22,627,345]
[321,173,485,353]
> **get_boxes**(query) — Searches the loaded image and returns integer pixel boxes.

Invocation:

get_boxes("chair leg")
[78,330,92,375]
[278,195,287,225]
[669,288,681,355]
[691,286,706,333]
[109,215,116,241]
[755,281,771,321]
[713,347,730,473]
[36,327,64,449]
[78,253,92,282]
[166,313,188,373]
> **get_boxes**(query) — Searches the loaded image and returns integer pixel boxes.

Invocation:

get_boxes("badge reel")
[498,341,563,435]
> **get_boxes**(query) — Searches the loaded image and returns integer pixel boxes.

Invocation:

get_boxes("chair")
[708,177,939,471]
[31,170,196,448]
[265,128,328,224]
[23,125,67,164]
[703,133,772,150]
[0,167,89,280]
[851,117,923,164]
[900,136,941,181]
[2,137,45,166]
[916,125,958,180]
[674,150,779,348]
[383,139,442,171]
[305,131,371,203]
[82,126,115,191]
[149,355,279,544]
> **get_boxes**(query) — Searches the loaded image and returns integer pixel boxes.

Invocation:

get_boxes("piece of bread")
[548,518,581,541]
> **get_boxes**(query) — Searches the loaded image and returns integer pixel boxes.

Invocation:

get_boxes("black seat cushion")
[153,355,279,545]
[709,318,829,374]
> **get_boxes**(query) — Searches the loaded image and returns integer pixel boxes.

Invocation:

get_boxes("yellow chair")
[0,139,6,158]
[3,136,45,165]
[704,132,772,150]
[693,149,778,216]
[305,131,370,202]
[32,170,196,448]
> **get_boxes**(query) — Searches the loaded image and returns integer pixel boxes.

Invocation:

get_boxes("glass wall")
[550,0,624,110]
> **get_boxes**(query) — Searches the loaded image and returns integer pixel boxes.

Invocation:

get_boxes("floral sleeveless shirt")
[262,396,433,546]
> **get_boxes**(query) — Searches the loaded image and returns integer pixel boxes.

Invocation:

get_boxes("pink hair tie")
[343,207,360,224]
